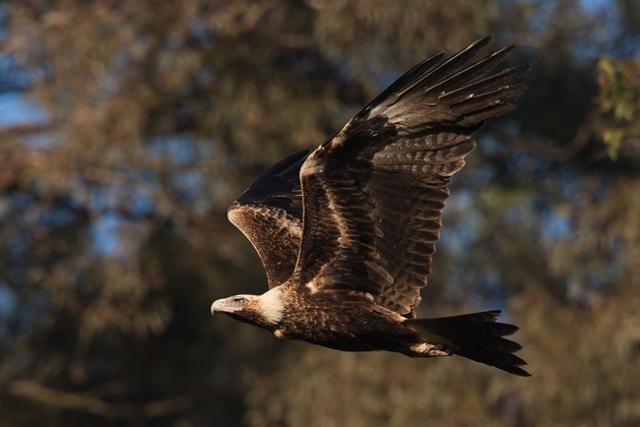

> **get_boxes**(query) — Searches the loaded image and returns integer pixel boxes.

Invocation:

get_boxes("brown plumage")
[212,37,530,376]
[227,149,308,287]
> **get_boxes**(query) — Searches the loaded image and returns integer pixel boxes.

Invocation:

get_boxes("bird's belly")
[277,305,416,352]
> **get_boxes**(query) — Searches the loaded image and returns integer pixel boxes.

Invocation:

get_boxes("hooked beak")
[210,298,241,316]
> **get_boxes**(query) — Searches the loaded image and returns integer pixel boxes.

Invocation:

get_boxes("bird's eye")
[235,297,248,304]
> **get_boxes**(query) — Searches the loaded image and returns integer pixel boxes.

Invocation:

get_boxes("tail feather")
[406,310,530,377]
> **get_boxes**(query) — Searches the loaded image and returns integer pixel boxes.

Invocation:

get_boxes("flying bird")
[212,37,530,376]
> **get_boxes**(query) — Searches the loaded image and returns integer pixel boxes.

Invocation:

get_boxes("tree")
[0,1,638,426]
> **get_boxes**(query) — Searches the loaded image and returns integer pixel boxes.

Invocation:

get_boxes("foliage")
[597,58,640,159]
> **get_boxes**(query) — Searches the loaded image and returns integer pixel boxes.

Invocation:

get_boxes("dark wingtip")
[471,35,492,48]
[456,36,493,60]
[492,44,515,58]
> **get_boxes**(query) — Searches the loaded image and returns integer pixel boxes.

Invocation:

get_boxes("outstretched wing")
[228,149,309,288]
[292,37,527,316]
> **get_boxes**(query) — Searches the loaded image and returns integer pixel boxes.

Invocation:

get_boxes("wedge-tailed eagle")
[212,37,530,376]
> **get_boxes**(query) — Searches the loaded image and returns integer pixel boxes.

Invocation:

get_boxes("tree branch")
[0,123,53,138]
[7,380,192,419]
[495,112,596,162]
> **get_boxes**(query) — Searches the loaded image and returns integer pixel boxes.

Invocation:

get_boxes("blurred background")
[0,0,638,426]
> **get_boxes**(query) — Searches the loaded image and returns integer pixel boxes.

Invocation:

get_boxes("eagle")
[212,37,530,376]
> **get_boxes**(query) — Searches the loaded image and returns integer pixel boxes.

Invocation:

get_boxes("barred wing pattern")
[293,37,526,316]
[228,150,308,288]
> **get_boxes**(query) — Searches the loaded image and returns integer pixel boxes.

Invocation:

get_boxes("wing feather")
[228,150,308,288]
[291,37,527,315]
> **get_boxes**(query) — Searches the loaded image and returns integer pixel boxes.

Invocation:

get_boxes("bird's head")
[210,286,284,329]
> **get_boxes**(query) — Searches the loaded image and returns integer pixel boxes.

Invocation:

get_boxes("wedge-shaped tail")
[406,310,530,376]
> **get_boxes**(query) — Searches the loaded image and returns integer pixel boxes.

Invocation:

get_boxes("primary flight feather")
[213,36,530,376]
